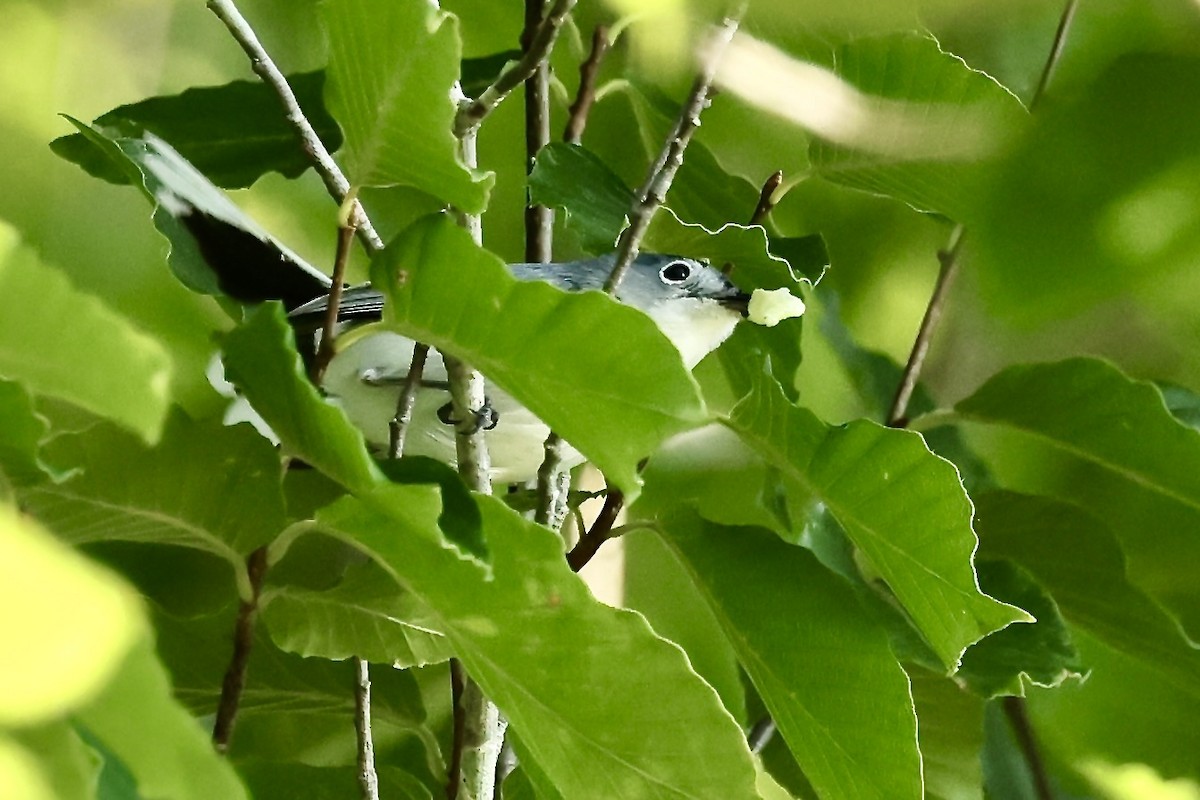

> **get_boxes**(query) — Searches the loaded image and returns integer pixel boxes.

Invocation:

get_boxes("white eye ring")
[660,260,692,284]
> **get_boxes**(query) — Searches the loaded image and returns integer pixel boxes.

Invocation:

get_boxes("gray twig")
[455,0,579,136]
[312,221,356,383]
[1002,697,1056,800]
[205,0,383,254]
[523,0,555,264]
[603,12,743,294]
[564,26,611,145]
[1030,0,1079,112]
[354,657,380,800]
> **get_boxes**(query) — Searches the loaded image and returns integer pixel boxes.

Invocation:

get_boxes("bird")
[282,253,750,483]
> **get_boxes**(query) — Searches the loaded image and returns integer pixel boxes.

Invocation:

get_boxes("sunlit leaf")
[372,214,709,497]
[0,380,54,487]
[222,303,382,495]
[0,505,141,726]
[907,667,985,800]
[725,373,1027,667]
[658,512,923,800]
[955,357,1200,635]
[50,72,341,189]
[316,486,762,798]
[0,223,171,443]
[77,638,249,800]
[7,724,100,800]
[321,0,492,210]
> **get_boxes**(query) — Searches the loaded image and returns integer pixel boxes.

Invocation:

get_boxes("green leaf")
[0,504,142,727]
[50,72,341,189]
[8,723,101,800]
[724,374,1027,667]
[954,357,1200,634]
[372,215,708,497]
[63,121,330,309]
[658,512,923,800]
[22,412,286,588]
[966,54,1200,322]
[0,223,171,443]
[955,560,1084,697]
[222,303,382,495]
[809,33,1025,219]
[321,0,492,210]
[151,606,442,780]
[261,562,452,667]
[0,380,54,487]
[907,668,985,800]
[316,486,762,798]
[77,637,248,800]
[623,530,748,722]
[239,763,435,800]
[974,491,1200,698]
[528,143,632,251]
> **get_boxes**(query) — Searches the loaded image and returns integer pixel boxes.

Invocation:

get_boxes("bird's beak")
[718,290,753,317]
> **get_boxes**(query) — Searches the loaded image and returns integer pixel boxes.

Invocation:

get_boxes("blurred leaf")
[623,530,748,722]
[23,413,286,592]
[372,215,708,498]
[316,487,762,798]
[718,321,805,405]
[0,735,64,800]
[223,303,382,495]
[63,122,331,309]
[725,373,1027,667]
[460,50,522,97]
[0,223,171,443]
[8,723,100,800]
[0,380,54,487]
[0,505,141,727]
[907,667,985,800]
[77,637,248,800]
[810,33,1025,219]
[659,512,923,800]
[1159,382,1200,431]
[975,491,1200,698]
[967,54,1200,322]
[50,72,340,189]
[261,562,452,667]
[321,0,492,210]
[956,560,1084,697]
[955,357,1200,635]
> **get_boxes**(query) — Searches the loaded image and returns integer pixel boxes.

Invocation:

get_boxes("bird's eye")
[660,260,692,284]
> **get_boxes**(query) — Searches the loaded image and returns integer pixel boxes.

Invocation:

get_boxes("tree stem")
[354,656,380,800]
[212,546,268,753]
[563,26,611,145]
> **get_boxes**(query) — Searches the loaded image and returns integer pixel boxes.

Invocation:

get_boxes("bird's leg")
[436,397,499,434]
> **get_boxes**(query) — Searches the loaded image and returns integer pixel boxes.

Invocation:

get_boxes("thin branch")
[212,546,269,753]
[312,220,355,383]
[1002,697,1056,800]
[389,344,431,459]
[455,0,579,136]
[1029,0,1079,112]
[886,223,965,427]
[566,489,624,572]
[523,0,554,264]
[563,26,611,145]
[750,170,784,226]
[205,0,383,254]
[354,657,380,800]
[603,12,743,294]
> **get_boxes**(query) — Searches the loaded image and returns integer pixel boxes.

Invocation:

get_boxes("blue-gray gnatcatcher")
[275,254,750,483]
[214,253,744,484]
